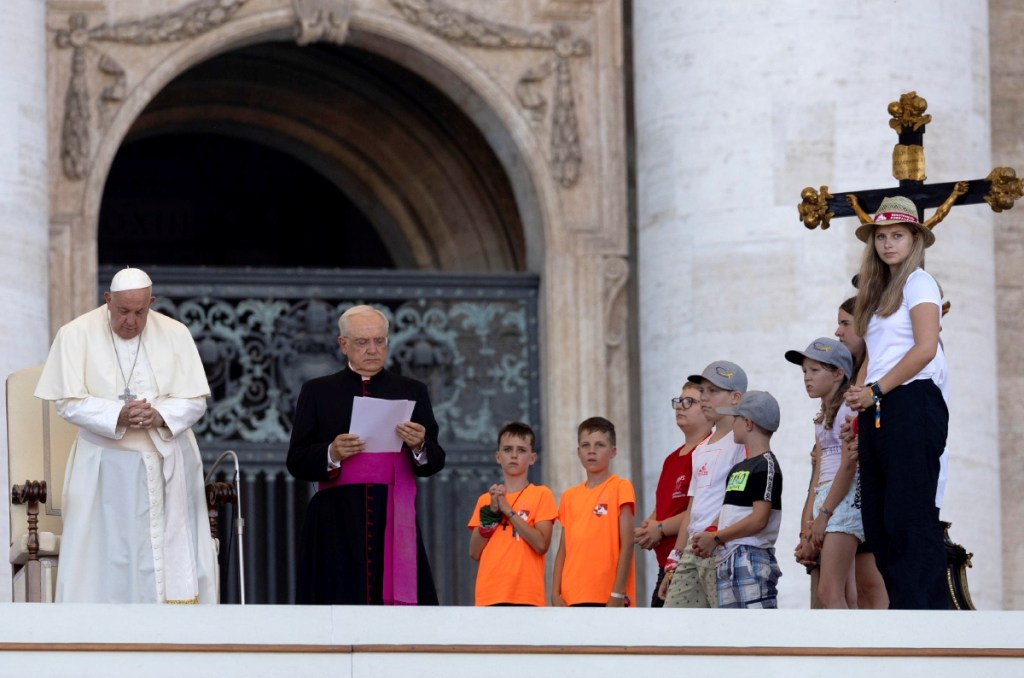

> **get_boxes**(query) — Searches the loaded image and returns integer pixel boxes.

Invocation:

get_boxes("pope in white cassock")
[34,267,218,603]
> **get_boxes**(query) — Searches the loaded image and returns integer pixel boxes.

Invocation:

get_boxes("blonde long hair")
[853,226,927,336]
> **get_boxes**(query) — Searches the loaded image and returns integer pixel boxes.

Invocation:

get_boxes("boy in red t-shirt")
[552,417,635,607]
[634,381,712,607]
[468,422,556,605]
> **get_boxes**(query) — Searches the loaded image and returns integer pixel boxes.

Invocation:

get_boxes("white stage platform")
[1,605,1022,677]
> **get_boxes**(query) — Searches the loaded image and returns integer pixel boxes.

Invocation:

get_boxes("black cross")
[798,92,1023,231]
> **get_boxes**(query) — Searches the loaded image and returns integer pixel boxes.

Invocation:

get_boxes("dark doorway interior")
[98,133,394,269]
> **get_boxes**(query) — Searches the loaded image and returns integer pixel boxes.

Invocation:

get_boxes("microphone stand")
[205,449,246,605]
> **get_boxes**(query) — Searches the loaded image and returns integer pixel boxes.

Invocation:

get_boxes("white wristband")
[609,591,626,599]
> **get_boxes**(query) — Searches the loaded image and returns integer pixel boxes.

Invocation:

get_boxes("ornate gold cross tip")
[798,91,1024,231]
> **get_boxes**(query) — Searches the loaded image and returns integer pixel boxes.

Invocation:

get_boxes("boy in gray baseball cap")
[688,360,748,394]
[714,390,781,433]
[691,390,784,608]
[660,360,748,609]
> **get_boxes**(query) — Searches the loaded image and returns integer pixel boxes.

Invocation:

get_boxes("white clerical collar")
[348,362,372,381]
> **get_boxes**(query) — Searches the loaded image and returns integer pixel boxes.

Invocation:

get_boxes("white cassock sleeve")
[56,395,207,442]
[152,395,207,441]
[56,396,126,439]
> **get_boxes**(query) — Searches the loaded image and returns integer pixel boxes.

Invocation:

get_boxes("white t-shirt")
[816,403,855,486]
[686,429,747,538]
[864,268,948,389]
[864,267,950,509]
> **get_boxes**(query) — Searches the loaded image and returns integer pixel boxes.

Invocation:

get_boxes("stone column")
[0,0,49,601]
[990,0,1024,610]
[634,1,1000,607]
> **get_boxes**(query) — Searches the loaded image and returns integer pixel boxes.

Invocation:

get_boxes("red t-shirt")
[653,446,694,566]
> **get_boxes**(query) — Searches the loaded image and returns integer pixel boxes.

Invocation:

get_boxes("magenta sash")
[318,452,418,605]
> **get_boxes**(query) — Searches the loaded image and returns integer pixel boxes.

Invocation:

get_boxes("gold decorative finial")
[888,91,931,132]
[985,167,1024,212]
[798,186,834,230]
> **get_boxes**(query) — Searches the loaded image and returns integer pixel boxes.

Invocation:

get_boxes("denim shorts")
[813,475,865,542]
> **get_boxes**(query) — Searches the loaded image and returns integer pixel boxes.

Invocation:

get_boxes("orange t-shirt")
[467,484,557,606]
[557,474,636,605]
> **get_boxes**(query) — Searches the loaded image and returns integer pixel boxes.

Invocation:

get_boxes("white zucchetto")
[109,267,153,292]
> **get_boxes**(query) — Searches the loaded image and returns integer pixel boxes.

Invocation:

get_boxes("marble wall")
[633,0,1004,608]
[990,0,1024,610]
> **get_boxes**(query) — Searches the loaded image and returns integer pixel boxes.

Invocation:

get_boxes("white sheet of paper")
[350,396,417,453]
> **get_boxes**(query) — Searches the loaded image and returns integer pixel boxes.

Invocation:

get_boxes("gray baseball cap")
[715,390,780,433]
[687,360,747,393]
[785,337,853,379]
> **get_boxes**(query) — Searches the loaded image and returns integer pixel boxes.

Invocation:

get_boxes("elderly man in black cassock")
[287,304,445,605]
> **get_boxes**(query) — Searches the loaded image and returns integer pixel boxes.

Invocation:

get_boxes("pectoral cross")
[118,385,136,404]
[798,91,1023,232]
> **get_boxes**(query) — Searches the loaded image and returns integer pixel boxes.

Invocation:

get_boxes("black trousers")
[858,379,948,609]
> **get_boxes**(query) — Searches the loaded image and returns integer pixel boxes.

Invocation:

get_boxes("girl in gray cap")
[787,338,860,608]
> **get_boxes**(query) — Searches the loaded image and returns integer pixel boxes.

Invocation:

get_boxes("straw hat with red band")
[854,195,936,248]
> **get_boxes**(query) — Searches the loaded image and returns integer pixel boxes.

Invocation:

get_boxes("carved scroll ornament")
[388,0,590,188]
[603,255,629,349]
[54,0,251,181]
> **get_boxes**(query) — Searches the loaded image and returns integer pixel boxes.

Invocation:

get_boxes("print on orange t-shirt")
[467,483,557,606]
[557,475,636,605]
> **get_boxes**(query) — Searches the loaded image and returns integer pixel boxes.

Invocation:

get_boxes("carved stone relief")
[53,0,251,181]
[293,0,353,45]
[603,254,629,351]
[52,0,594,191]
[388,0,590,188]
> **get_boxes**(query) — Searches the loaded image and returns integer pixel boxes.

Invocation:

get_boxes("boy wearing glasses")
[634,381,712,607]
[660,361,748,608]
[467,422,557,605]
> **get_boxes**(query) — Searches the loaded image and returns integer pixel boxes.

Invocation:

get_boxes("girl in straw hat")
[843,196,949,609]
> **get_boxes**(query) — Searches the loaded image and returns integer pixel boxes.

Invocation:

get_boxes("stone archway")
[111,42,527,272]
[92,36,549,604]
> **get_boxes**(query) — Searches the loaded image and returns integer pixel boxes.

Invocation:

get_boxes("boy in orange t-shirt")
[551,417,636,607]
[468,422,557,605]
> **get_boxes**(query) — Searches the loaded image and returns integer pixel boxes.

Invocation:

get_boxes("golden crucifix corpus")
[798,91,1024,233]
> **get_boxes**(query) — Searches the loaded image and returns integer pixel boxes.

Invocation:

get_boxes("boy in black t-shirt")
[692,390,783,608]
